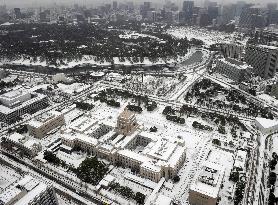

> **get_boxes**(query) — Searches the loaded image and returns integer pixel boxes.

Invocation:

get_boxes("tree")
[269,172,277,186]
[150,126,158,132]
[218,125,226,134]
[134,192,146,205]
[172,175,180,183]
[75,157,108,185]
[229,171,239,182]
[212,139,221,146]
[44,151,60,166]
[270,159,277,170]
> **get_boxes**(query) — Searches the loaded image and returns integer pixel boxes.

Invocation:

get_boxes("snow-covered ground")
[57,83,90,94]
[167,26,245,46]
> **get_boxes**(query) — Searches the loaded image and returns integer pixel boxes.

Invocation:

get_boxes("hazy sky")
[1,0,273,8]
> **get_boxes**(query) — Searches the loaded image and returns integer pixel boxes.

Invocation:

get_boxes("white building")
[0,89,48,124]
[0,175,59,205]
[215,58,251,82]
[27,111,65,139]
[60,111,187,182]
[2,133,42,158]
[255,117,278,134]
[189,161,225,205]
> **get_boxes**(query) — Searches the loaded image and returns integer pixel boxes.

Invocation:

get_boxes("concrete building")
[0,89,48,124]
[2,133,42,158]
[239,6,266,29]
[220,42,245,60]
[255,117,278,134]
[215,58,251,82]
[189,161,225,205]
[27,111,65,139]
[0,175,59,205]
[245,44,278,79]
[60,111,186,182]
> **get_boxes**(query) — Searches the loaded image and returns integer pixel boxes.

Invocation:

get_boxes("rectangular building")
[245,44,278,79]
[215,58,251,82]
[189,161,225,205]
[0,89,48,124]
[27,111,65,139]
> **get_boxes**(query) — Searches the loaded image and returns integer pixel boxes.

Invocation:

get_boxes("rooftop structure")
[0,175,59,205]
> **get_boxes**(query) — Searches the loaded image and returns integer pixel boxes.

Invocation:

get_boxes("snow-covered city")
[0,0,278,205]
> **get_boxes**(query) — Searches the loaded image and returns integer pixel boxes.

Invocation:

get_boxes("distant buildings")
[245,44,278,79]
[0,175,59,205]
[215,58,251,82]
[239,6,266,29]
[189,161,225,205]
[0,89,48,123]
[27,111,65,139]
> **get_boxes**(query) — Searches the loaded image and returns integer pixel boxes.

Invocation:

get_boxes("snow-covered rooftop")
[190,161,225,198]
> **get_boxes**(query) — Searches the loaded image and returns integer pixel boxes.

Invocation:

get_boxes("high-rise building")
[220,4,236,25]
[183,1,194,22]
[245,44,278,79]
[208,6,219,23]
[239,6,266,29]
[14,8,21,19]
[112,1,118,10]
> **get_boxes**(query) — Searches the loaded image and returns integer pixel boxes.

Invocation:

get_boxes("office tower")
[220,4,237,25]
[112,1,117,10]
[183,1,194,22]
[239,6,266,29]
[235,1,246,17]
[14,8,21,19]
[207,6,219,24]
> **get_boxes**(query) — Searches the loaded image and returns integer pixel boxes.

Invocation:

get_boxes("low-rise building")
[2,133,42,158]
[27,111,65,139]
[255,117,278,134]
[215,58,251,82]
[0,175,59,205]
[189,161,225,205]
[0,89,48,124]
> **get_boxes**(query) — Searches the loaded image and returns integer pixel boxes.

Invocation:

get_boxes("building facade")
[0,89,48,124]
[215,58,251,82]
[27,111,65,139]
[189,161,225,205]
[245,44,278,79]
